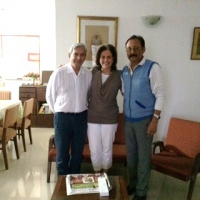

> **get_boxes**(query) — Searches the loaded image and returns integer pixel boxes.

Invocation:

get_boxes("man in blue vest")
[121,35,164,200]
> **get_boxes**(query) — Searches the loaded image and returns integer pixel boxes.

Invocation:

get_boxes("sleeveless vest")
[122,59,156,121]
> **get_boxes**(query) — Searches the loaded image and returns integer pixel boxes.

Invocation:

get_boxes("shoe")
[127,185,135,195]
[132,195,147,200]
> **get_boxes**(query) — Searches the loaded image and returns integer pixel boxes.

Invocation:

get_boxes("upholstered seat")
[47,113,127,183]
[151,117,200,200]
[80,113,127,164]
[47,135,56,183]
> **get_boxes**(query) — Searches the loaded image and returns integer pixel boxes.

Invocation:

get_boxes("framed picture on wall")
[77,16,118,67]
[191,27,200,60]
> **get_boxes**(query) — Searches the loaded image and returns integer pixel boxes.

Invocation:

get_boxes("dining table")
[0,100,22,122]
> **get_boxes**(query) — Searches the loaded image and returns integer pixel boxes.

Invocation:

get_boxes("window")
[0,35,40,79]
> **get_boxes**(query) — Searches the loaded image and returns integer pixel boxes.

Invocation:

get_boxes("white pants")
[87,123,118,171]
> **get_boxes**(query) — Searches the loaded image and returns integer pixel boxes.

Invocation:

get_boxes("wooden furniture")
[47,113,127,183]
[0,100,22,122]
[0,104,20,169]
[50,175,129,200]
[0,90,11,100]
[47,135,56,183]
[19,86,54,127]
[17,98,34,152]
[151,117,200,200]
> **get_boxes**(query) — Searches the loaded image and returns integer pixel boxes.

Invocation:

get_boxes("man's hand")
[147,118,159,136]
[57,64,64,68]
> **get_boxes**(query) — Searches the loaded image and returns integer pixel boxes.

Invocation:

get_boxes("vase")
[32,77,36,85]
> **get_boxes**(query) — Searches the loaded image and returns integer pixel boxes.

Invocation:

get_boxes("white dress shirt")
[46,63,92,113]
[121,57,165,111]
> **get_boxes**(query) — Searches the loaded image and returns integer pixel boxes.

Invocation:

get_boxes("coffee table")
[50,175,129,200]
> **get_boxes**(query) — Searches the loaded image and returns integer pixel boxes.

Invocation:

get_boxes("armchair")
[151,117,200,200]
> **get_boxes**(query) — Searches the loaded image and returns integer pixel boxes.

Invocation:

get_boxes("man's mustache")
[129,54,137,57]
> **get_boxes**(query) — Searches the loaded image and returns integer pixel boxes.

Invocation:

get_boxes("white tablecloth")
[0,100,22,121]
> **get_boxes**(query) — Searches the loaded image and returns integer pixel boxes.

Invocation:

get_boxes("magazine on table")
[66,173,111,195]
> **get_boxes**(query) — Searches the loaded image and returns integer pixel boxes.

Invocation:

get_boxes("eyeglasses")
[126,47,141,53]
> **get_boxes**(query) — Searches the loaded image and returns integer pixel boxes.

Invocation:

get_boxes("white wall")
[55,0,200,140]
[0,0,56,99]
[0,0,56,73]
[1,0,199,140]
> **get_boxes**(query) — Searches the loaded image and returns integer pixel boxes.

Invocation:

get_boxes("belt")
[61,110,87,115]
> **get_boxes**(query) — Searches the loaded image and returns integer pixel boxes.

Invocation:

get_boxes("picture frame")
[28,53,40,61]
[191,27,200,60]
[77,16,118,67]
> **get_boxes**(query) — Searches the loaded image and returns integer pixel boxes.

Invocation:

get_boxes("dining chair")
[0,104,20,169]
[151,117,200,200]
[17,98,34,152]
[0,90,11,100]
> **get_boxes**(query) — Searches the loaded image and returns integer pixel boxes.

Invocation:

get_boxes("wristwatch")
[153,113,161,119]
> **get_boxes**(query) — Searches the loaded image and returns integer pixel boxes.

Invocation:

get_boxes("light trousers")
[87,123,118,171]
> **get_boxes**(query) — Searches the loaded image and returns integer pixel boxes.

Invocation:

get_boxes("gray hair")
[69,43,87,54]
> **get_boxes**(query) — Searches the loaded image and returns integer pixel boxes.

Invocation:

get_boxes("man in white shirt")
[46,43,92,175]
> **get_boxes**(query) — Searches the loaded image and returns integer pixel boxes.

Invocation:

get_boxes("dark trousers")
[54,111,87,175]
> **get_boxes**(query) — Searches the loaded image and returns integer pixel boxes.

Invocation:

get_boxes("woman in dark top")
[87,44,122,173]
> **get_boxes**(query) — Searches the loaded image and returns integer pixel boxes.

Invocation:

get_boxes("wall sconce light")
[142,15,161,25]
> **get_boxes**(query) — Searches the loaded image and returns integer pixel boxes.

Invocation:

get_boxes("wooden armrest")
[192,153,200,175]
[152,141,164,154]
[48,135,55,151]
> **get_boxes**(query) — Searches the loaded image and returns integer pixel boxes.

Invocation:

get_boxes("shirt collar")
[127,57,146,71]
[66,63,85,75]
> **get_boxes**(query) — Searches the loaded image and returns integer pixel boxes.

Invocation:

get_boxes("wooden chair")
[17,98,34,152]
[0,104,20,169]
[47,135,56,183]
[151,117,200,200]
[0,90,11,100]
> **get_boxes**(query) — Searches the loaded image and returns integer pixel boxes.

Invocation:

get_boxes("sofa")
[47,113,127,182]
[82,113,127,164]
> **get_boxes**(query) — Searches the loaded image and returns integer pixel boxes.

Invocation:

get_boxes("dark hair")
[95,44,117,71]
[125,35,145,48]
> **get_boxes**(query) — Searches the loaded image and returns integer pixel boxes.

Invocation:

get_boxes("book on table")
[66,173,111,195]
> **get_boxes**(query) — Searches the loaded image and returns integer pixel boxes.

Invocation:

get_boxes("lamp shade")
[142,15,161,25]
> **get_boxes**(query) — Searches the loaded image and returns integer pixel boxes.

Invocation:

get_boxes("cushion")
[82,144,91,162]
[49,148,56,161]
[113,144,126,163]
[165,118,200,159]
[114,113,125,144]
[82,144,127,163]
[152,151,194,181]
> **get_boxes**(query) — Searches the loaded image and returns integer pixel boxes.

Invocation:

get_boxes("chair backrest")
[0,90,11,100]
[114,113,125,144]
[23,98,34,118]
[3,104,19,128]
[164,117,200,159]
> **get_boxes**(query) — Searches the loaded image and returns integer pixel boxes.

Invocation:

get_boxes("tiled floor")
[0,128,200,200]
